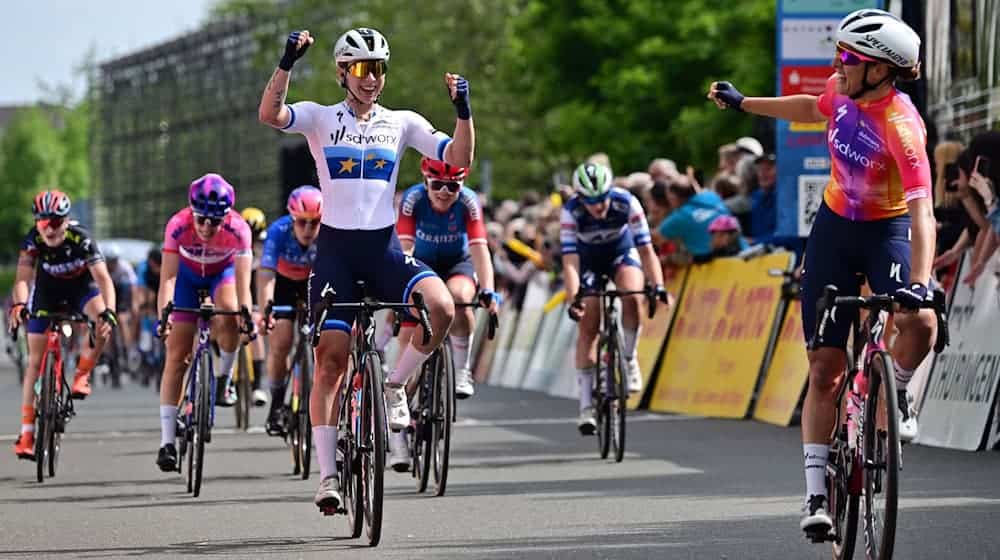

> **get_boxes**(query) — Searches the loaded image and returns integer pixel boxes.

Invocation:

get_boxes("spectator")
[710,172,751,233]
[716,143,742,176]
[735,136,764,191]
[654,175,731,263]
[934,148,989,273]
[708,215,748,258]
[748,153,778,244]
[645,180,672,228]
[957,131,1000,285]
[648,158,681,183]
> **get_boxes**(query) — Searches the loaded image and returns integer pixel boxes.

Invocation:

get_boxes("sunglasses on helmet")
[346,60,387,79]
[836,44,878,66]
[194,214,223,227]
[428,180,461,193]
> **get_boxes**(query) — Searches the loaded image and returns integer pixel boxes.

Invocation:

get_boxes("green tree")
[0,108,66,260]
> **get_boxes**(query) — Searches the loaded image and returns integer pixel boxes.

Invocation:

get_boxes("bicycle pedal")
[319,506,340,516]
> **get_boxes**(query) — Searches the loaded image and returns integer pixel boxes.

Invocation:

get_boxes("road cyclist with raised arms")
[258,27,472,511]
[560,162,669,435]
[386,157,500,470]
[9,190,118,459]
[257,186,322,436]
[154,173,257,472]
[708,9,937,537]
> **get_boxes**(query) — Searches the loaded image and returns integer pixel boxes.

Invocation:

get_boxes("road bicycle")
[311,280,432,547]
[159,293,253,498]
[265,299,314,478]
[576,278,656,463]
[809,284,949,559]
[410,301,498,496]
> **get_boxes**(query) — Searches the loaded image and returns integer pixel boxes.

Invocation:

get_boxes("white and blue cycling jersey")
[560,187,651,254]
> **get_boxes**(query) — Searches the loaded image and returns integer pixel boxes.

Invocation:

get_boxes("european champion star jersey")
[162,208,252,277]
[396,184,487,262]
[261,215,317,281]
[817,75,931,221]
[280,101,453,230]
[560,188,652,254]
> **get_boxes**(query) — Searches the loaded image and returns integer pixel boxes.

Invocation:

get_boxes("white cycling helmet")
[836,9,920,69]
[334,28,390,64]
[572,162,613,201]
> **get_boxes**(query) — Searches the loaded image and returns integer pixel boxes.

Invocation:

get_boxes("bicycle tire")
[862,351,899,560]
[596,341,611,460]
[361,352,385,547]
[288,346,302,475]
[415,364,432,493]
[829,430,860,560]
[433,342,454,496]
[235,346,251,431]
[610,333,627,463]
[192,350,211,497]
[48,378,66,478]
[36,353,56,483]
[300,341,313,480]
[339,367,363,539]
[176,397,188,477]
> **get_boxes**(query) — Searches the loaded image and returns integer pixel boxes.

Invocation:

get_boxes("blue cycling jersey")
[396,183,487,263]
[560,188,652,255]
[261,215,317,281]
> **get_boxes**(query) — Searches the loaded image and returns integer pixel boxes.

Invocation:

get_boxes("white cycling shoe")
[898,389,918,443]
[455,368,475,399]
[800,494,833,535]
[385,384,411,431]
[388,430,410,473]
[577,406,597,436]
[252,389,269,407]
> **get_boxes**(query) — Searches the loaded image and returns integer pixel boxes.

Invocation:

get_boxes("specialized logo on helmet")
[863,34,907,66]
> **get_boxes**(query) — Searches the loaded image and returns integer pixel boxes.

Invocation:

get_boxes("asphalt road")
[0,365,998,559]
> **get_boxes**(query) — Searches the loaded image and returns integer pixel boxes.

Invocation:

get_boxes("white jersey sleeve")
[559,206,579,255]
[627,194,652,246]
[280,101,323,134]
[400,110,452,161]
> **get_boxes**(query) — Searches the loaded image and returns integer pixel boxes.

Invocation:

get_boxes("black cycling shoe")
[265,407,287,437]
[215,377,236,408]
[156,443,178,472]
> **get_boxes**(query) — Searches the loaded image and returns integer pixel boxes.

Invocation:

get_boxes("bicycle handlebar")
[576,288,657,319]
[310,283,434,347]
[158,302,257,340]
[454,302,500,340]
[10,311,96,348]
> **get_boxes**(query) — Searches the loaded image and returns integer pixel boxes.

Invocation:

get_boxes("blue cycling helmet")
[188,173,236,218]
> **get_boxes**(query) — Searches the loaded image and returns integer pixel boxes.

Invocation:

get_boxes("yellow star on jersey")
[339,158,359,174]
[374,159,388,169]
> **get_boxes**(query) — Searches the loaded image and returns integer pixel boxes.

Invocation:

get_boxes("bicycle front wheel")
[829,429,859,559]
[610,334,627,463]
[235,345,251,431]
[35,354,56,483]
[299,341,313,480]
[433,342,454,496]
[192,351,212,498]
[415,366,432,493]
[862,351,899,560]
[361,352,386,547]
[596,341,611,460]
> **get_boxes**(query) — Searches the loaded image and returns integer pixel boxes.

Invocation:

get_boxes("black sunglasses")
[428,180,461,193]
[194,215,223,227]
[294,218,320,228]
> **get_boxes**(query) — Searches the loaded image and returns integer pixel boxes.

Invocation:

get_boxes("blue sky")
[1,0,216,105]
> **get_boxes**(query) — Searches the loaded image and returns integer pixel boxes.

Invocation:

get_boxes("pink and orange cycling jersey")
[162,208,252,276]
[817,74,932,221]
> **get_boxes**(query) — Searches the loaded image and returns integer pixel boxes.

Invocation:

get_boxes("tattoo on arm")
[272,87,285,110]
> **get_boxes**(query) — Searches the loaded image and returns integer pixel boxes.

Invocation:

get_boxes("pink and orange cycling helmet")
[287,185,323,219]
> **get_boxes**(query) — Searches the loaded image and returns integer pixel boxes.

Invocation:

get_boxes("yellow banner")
[790,121,826,132]
[753,299,809,426]
[648,253,791,418]
[629,268,688,409]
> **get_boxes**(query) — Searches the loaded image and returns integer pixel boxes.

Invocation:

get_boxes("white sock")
[375,321,394,352]
[451,335,471,372]
[388,345,431,385]
[160,405,178,446]
[577,367,595,410]
[803,443,829,499]
[313,425,339,480]
[21,424,34,434]
[893,358,915,388]
[623,327,640,361]
[217,349,237,381]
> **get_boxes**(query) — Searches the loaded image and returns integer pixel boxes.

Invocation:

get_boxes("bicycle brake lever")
[488,312,499,340]
[411,291,433,345]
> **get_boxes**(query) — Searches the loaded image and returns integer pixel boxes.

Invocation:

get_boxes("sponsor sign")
[797,175,828,236]
[649,253,791,418]
[782,0,880,15]
[629,268,688,409]
[498,276,549,388]
[780,19,840,60]
[781,65,833,95]
[753,299,810,425]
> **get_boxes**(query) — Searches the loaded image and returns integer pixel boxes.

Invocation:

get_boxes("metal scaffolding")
[91,17,289,240]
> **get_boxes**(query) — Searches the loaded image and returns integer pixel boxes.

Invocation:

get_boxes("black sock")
[270,382,288,407]
[252,360,264,390]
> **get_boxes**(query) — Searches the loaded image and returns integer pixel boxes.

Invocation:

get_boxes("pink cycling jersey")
[817,74,932,221]
[162,208,252,276]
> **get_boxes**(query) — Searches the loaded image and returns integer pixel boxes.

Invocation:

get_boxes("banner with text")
[752,299,809,425]
[649,253,792,418]
[629,268,689,410]
[918,252,1000,451]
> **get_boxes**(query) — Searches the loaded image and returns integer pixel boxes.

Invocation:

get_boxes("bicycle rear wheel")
[360,352,385,547]
[596,341,611,460]
[299,342,313,480]
[414,366,432,493]
[192,351,212,497]
[862,351,899,560]
[338,370,363,539]
[610,335,626,463]
[36,354,56,483]
[829,430,859,559]
[433,342,454,496]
